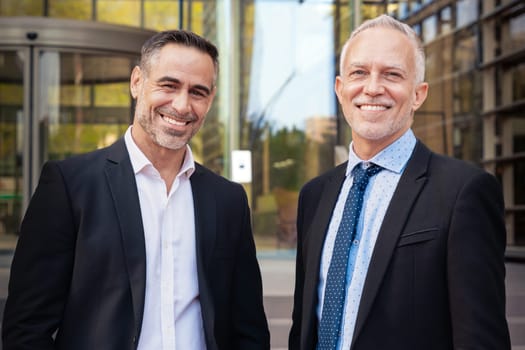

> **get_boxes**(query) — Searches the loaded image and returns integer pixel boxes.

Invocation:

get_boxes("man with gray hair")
[289,14,510,350]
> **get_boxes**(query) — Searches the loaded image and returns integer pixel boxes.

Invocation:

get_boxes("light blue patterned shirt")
[317,129,417,350]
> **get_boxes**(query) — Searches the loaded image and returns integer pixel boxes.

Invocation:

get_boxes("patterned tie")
[317,163,383,350]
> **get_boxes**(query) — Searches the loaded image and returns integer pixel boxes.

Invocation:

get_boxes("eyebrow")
[156,76,212,96]
[349,62,406,72]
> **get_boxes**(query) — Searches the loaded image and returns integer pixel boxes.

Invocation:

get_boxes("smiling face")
[130,43,216,154]
[336,27,428,157]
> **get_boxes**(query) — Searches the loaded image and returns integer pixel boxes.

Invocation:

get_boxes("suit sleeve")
[447,171,511,349]
[231,188,271,349]
[288,187,306,350]
[2,162,76,349]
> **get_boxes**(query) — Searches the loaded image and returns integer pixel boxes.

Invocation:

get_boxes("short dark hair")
[140,30,219,85]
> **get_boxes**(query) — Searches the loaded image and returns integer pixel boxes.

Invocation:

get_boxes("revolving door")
[0,17,155,238]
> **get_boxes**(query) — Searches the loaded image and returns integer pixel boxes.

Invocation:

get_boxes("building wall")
[1,0,523,248]
[393,0,525,246]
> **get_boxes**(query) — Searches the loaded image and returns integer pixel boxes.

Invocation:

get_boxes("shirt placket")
[160,185,176,350]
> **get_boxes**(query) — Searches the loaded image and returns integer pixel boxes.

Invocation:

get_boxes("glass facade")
[1,0,524,249]
[0,50,25,236]
[36,50,135,163]
[0,17,153,245]
[394,0,524,247]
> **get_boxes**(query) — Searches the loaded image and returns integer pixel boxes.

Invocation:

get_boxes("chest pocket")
[397,228,439,247]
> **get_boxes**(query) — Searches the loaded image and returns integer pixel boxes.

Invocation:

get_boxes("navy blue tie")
[317,163,382,350]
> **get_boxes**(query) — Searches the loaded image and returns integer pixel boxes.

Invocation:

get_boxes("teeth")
[162,115,187,126]
[360,104,387,111]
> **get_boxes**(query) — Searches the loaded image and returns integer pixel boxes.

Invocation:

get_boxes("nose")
[363,74,385,96]
[170,91,191,115]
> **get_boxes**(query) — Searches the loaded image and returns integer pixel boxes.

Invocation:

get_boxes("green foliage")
[269,126,305,191]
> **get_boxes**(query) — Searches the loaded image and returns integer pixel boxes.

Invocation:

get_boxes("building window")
[398,1,409,20]
[0,0,43,16]
[456,0,478,28]
[508,12,525,52]
[511,62,525,102]
[440,6,453,35]
[49,0,92,20]
[97,0,141,27]
[454,30,478,71]
[143,0,181,31]
[410,0,422,14]
[37,51,134,162]
[422,15,438,43]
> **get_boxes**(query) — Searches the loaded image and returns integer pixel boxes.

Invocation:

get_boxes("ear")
[130,66,142,99]
[412,82,429,111]
[334,75,344,105]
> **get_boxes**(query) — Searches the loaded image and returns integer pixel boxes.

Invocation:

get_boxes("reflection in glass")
[452,72,482,162]
[49,0,92,20]
[144,0,180,31]
[398,2,409,20]
[0,50,24,235]
[453,31,477,71]
[37,51,136,163]
[97,0,140,27]
[0,0,43,16]
[440,6,452,34]
[512,62,525,102]
[410,0,421,13]
[245,1,336,249]
[456,0,478,28]
[422,15,437,43]
[508,13,525,52]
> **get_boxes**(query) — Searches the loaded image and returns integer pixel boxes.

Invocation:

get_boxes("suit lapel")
[104,139,147,336]
[351,141,431,347]
[190,164,218,349]
[303,164,347,347]
[190,164,216,273]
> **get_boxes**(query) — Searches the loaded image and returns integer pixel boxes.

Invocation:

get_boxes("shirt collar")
[346,129,416,176]
[124,126,195,179]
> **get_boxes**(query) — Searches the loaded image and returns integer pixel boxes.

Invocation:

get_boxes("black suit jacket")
[289,141,510,350]
[2,138,270,350]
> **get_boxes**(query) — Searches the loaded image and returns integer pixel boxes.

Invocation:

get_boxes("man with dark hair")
[3,30,270,350]
[289,15,510,350]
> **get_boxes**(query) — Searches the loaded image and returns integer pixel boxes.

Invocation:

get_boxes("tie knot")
[352,163,382,190]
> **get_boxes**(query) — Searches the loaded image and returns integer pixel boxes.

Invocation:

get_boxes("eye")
[385,71,403,80]
[350,69,366,76]
[190,89,208,98]
[160,83,176,90]
[191,90,204,97]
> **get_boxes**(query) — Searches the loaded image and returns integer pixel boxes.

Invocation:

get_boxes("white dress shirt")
[124,127,206,350]
[317,129,416,349]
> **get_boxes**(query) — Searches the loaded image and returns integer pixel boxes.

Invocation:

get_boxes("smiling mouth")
[160,113,191,126]
[358,104,390,111]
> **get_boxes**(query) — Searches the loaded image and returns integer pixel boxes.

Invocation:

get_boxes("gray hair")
[340,14,426,83]
[140,30,219,86]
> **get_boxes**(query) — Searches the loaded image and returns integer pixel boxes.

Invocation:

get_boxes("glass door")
[33,49,137,185]
[0,17,152,246]
[0,49,27,238]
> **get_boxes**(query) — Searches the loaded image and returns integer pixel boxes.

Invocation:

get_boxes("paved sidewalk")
[259,255,525,350]
[0,244,523,350]
[259,254,295,350]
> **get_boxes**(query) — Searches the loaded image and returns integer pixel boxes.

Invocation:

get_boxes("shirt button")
[353,239,359,245]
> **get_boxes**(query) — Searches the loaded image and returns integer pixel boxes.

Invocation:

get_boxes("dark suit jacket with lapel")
[289,140,510,350]
[2,138,270,350]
